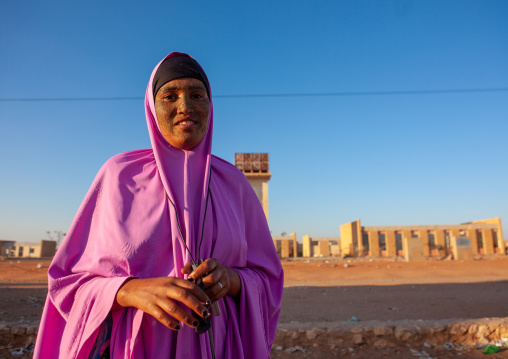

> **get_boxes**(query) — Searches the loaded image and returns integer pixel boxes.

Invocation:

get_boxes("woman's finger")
[181,262,194,275]
[189,258,219,280]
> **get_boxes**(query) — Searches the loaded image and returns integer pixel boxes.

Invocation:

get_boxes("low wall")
[0,322,38,348]
[275,317,508,348]
[3,317,508,350]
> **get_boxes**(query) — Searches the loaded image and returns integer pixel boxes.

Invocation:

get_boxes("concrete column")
[340,223,354,257]
[262,181,269,223]
[467,229,479,254]
[281,240,290,258]
[497,231,506,254]
[419,230,430,257]
[368,231,380,257]
[303,235,312,257]
[318,241,330,257]
[290,232,297,258]
[483,229,495,255]
[435,230,446,250]
[386,231,397,257]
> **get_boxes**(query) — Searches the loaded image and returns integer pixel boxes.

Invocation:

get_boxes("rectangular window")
[428,232,436,250]
[493,231,499,248]
[395,232,403,251]
[379,232,386,251]
[477,230,484,249]
[362,232,370,252]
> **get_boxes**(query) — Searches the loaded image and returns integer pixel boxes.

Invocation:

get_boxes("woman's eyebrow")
[159,84,207,93]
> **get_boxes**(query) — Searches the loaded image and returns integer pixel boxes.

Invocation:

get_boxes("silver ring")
[217,281,223,289]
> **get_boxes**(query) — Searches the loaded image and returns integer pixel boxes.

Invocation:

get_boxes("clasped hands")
[113,258,240,331]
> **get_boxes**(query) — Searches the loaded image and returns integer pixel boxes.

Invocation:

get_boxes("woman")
[34,52,283,358]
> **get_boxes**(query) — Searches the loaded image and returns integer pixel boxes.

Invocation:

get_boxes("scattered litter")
[11,344,34,355]
[444,343,453,349]
[409,348,432,357]
[285,345,306,353]
[37,263,43,269]
[347,316,359,322]
[483,345,499,354]
[344,263,349,268]
[274,346,283,351]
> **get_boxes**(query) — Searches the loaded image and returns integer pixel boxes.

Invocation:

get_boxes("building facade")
[0,240,57,258]
[272,233,298,258]
[302,235,340,257]
[340,217,505,258]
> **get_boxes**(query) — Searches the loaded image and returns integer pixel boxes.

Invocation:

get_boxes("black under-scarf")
[153,54,210,98]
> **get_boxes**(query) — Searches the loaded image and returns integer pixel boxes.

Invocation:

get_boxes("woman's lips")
[174,119,198,131]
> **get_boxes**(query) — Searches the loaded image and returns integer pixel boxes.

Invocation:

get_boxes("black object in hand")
[193,277,211,334]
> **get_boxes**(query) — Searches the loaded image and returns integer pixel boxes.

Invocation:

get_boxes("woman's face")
[154,78,210,149]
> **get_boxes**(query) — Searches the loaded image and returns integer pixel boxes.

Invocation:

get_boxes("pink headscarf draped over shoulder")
[34,52,283,359]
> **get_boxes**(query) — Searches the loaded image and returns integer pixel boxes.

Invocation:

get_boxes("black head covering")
[152,54,210,98]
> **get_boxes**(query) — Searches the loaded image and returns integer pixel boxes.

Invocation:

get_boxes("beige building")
[0,239,57,258]
[0,240,16,257]
[235,153,271,222]
[340,217,505,258]
[272,233,298,258]
[302,235,340,257]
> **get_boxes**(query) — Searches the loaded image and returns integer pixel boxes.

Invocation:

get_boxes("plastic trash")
[483,345,499,354]
[347,316,359,322]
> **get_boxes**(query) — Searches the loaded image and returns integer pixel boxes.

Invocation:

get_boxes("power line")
[0,87,507,102]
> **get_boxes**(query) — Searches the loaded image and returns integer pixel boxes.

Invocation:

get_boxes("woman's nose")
[177,95,193,113]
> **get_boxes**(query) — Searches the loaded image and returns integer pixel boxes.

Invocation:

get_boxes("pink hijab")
[34,52,283,358]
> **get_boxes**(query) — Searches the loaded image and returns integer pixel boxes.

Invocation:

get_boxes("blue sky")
[1,0,507,242]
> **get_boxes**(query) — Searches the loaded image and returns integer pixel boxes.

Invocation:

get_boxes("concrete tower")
[234,153,271,222]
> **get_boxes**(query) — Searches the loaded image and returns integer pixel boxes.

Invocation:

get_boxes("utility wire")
[0,87,507,102]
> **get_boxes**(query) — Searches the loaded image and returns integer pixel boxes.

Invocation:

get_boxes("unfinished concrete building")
[272,233,298,258]
[0,239,57,258]
[302,235,340,257]
[340,217,505,258]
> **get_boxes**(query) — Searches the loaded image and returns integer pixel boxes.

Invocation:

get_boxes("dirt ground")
[1,256,508,358]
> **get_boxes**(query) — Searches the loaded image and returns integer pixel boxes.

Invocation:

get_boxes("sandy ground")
[1,256,508,358]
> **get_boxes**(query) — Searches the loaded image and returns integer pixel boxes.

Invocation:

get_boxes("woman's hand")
[181,258,241,302]
[113,277,210,331]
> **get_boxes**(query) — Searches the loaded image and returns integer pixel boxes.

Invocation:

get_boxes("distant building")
[0,240,16,257]
[302,236,340,257]
[0,239,57,258]
[234,153,271,222]
[340,217,505,258]
[272,233,298,258]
